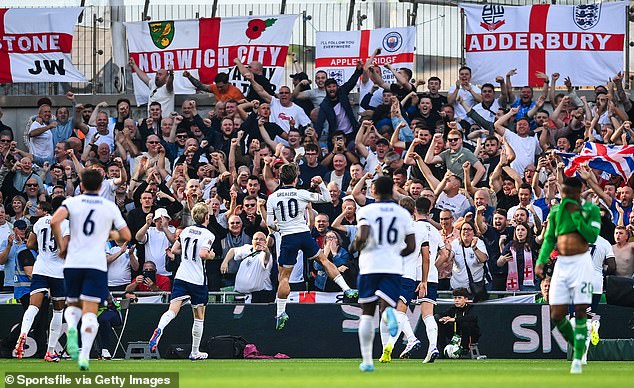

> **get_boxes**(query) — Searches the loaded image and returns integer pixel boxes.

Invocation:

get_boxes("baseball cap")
[289,72,309,81]
[14,220,28,230]
[324,78,338,87]
[273,158,285,167]
[376,138,390,146]
[153,208,171,221]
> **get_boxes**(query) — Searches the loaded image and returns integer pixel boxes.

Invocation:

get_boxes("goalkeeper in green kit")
[535,176,601,374]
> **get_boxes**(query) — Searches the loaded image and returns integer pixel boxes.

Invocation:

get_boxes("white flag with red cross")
[125,15,298,105]
[0,8,86,83]
[315,27,415,85]
[462,2,626,87]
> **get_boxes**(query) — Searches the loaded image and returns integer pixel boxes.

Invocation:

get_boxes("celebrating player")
[379,197,430,363]
[535,176,601,374]
[15,199,69,362]
[149,203,216,360]
[51,169,131,370]
[353,176,416,372]
[267,163,357,330]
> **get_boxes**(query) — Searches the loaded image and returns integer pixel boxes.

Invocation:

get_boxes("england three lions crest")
[574,4,601,31]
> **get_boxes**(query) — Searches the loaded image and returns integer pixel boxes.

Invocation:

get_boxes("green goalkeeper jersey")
[537,198,601,265]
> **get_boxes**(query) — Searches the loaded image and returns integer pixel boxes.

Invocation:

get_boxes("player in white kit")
[51,169,131,371]
[266,164,357,330]
[379,197,429,363]
[149,203,216,360]
[15,199,70,362]
[352,177,416,372]
[582,235,616,363]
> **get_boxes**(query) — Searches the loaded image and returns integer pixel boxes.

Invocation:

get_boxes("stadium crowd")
[1,51,634,309]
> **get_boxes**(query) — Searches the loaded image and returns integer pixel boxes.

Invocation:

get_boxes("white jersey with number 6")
[266,183,331,236]
[32,215,70,279]
[62,194,127,272]
[175,225,215,286]
[356,202,415,275]
[421,219,444,283]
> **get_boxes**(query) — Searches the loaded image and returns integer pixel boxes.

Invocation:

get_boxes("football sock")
[20,305,39,336]
[379,319,389,348]
[554,318,574,344]
[332,274,350,291]
[64,306,82,331]
[276,298,288,316]
[79,313,98,361]
[191,319,204,354]
[157,310,176,331]
[358,315,375,365]
[423,314,438,351]
[47,310,64,354]
[398,311,416,343]
[573,317,587,361]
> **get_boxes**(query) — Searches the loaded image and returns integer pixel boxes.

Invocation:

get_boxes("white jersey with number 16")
[356,202,415,275]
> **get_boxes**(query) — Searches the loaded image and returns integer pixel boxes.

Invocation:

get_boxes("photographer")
[125,261,170,292]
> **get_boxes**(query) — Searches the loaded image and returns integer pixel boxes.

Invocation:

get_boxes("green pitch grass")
[2,359,633,387]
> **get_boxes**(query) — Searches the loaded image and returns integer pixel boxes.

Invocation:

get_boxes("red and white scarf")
[506,245,534,291]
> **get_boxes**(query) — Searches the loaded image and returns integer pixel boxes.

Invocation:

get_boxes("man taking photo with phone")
[125,261,171,292]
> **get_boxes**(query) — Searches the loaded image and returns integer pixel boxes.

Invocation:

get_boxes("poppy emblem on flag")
[149,21,175,49]
[480,4,505,31]
[573,4,601,31]
[382,32,403,52]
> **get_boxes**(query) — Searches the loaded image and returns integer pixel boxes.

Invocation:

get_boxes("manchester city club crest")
[149,21,175,49]
[480,4,505,31]
[573,4,601,30]
[382,32,403,53]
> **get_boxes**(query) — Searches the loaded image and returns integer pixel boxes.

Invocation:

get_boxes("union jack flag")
[556,142,634,179]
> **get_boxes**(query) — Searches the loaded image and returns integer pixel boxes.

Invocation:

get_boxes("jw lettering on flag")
[0,8,86,83]
[462,2,626,87]
[125,15,298,104]
[315,27,415,85]
[557,142,634,179]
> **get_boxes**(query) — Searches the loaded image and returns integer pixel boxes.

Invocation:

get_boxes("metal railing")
[0,0,628,96]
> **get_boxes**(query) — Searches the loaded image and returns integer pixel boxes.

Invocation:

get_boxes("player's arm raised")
[50,206,69,259]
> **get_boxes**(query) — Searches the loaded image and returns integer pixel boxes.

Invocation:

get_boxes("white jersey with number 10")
[62,194,127,272]
[356,202,415,275]
[266,183,331,236]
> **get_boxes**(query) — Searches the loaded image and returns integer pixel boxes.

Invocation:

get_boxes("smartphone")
[142,270,156,283]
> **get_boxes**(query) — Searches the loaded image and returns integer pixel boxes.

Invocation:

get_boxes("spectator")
[437,287,481,355]
[0,219,28,291]
[107,241,139,292]
[314,230,357,291]
[498,222,538,291]
[447,66,482,123]
[612,226,634,278]
[28,104,56,161]
[125,261,171,292]
[221,231,275,303]
[135,208,176,277]
[129,57,175,117]
[449,220,488,293]
[316,61,364,142]
[183,71,245,102]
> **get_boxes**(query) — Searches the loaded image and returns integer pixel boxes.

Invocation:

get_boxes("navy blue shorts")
[419,282,438,305]
[171,279,208,307]
[358,273,401,307]
[30,274,66,300]
[278,231,320,267]
[64,268,108,304]
[398,277,419,306]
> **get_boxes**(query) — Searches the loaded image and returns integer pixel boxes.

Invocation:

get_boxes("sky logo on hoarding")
[382,32,402,52]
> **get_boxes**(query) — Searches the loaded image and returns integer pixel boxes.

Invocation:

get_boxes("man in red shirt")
[125,261,171,292]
